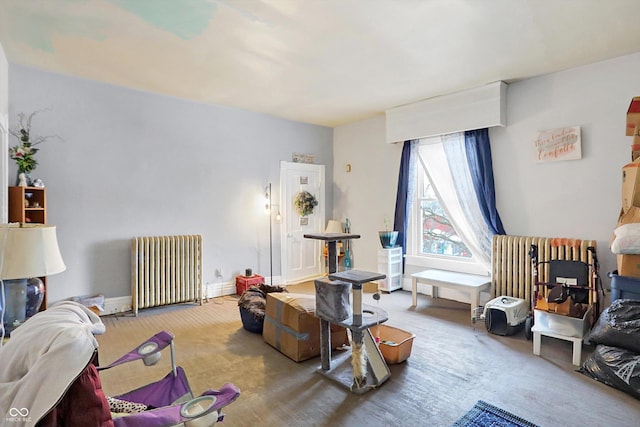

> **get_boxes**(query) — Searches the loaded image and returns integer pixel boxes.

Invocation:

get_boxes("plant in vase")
[6,109,61,186]
[293,191,318,217]
[379,217,399,248]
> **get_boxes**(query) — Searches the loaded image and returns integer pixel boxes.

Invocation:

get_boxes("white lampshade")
[325,220,343,234]
[0,223,66,279]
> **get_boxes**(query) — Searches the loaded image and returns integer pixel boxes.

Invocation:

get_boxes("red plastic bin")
[235,274,265,295]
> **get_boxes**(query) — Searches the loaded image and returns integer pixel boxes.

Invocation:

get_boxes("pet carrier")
[483,296,528,336]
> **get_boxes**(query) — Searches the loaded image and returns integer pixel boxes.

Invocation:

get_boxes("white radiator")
[492,235,597,306]
[131,234,203,315]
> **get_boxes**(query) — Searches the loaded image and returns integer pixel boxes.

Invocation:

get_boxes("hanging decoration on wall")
[292,153,315,164]
[534,126,581,163]
[293,191,318,217]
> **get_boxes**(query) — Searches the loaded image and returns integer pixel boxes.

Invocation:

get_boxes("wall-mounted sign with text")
[534,126,581,163]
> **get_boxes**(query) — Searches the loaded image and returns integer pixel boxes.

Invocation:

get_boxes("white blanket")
[0,301,105,427]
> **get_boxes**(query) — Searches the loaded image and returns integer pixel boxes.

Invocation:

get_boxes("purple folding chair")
[98,331,240,426]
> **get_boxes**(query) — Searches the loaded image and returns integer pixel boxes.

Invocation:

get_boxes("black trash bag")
[258,283,288,294]
[238,286,266,333]
[589,299,640,353]
[237,284,288,315]
[580,344,640,400]
[238,286,267,317]
[237,285,287,333]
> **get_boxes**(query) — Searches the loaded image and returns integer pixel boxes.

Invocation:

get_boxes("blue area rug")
[452,400,539,427]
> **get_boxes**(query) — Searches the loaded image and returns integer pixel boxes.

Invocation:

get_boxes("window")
[417,169,472,258]
[403,133,495,275]
[406,137,480,270]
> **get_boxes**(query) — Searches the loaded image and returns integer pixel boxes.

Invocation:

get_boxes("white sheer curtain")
[417,133,492,273]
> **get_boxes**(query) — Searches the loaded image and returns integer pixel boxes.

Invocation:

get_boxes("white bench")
[411,269,491,319]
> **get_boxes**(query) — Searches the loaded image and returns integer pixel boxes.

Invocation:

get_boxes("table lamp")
[325,220,343,234]
[0,223,66,336]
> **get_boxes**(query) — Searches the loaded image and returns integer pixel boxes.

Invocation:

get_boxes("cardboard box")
[263,292,349,362]
[626,96,640,136]
[616,254,640,278]
[616,206,640,227]
[235,274,264,295]
[632,144,640,161]
[622,159,640,213]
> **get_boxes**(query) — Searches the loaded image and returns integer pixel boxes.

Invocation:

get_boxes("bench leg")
[470,290,480,320]
[533,331,541,356]
[412,278,417,307]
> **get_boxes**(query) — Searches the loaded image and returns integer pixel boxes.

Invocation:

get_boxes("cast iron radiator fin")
[131,234,203,315]
[491,235,597,307]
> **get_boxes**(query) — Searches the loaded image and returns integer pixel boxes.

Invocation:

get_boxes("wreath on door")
[293,191,318,217]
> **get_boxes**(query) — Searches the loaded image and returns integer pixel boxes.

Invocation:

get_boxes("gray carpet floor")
[96,284,640,427]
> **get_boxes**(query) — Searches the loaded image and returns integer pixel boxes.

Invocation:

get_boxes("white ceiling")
[1,0,640,127]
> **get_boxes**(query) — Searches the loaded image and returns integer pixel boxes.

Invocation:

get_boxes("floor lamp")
[0,223,66,337]
[267,183,273,286]
[265,183,280,286]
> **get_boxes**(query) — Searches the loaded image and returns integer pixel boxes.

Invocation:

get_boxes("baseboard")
[103,296,133,315]
[204,281,235,298]
[261,275,283,287]
[105,277,285,314]
[204,276,283,298]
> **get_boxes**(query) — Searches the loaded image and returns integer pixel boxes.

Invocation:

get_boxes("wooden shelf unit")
[9,186,47,224]
[7,186,48,311]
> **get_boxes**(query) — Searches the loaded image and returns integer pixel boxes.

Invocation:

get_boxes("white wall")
[491,53,640,282]
[8,52,640,303]
[8,64,333,303]
[333,52,640,291]
[0,43,7,223]
[333,115,403,273]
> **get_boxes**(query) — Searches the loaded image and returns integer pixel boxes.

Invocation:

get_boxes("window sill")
[405,254,488,276]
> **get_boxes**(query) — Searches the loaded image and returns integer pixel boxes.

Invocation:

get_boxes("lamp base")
[1,278,28,336]
[26,277,45,318]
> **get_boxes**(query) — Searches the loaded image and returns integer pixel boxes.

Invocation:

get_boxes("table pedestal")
[304,232,360,371]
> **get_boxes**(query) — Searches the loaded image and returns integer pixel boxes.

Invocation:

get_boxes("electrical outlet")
[215,268,223,278]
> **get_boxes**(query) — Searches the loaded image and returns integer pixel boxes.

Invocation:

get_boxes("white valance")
[385,81,507,143]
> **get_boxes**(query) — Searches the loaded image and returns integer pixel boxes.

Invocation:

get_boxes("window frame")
[405,139,485,275]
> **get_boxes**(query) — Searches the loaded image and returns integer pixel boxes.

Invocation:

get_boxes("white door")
[280,161,325,284]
